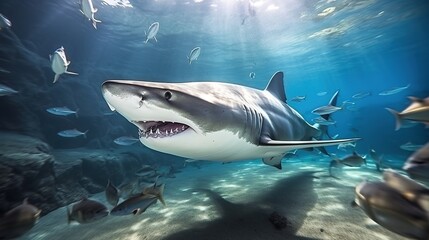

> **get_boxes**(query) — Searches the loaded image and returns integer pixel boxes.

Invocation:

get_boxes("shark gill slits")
[139,95,144,107]
[164,91,172,100]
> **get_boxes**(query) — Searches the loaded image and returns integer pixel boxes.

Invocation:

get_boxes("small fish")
[0,14,12,30]
[80,0,101,29]
[403,142,429,183]
[58,129,88,138]
[312,117,336,126]
[330,152,366,168]
[317,91,327,96]
[110,193,158,216]
[337,142,356,151]
[369,149,383,172]
[50,46,78,83]
[114,136,139,146]
[187,47,201,64]
[386,96,429,130]
[332,134,339,139]
[46,107,79,117]
[105,180,119,206]
[0,67,11,73]
[67,198,108,224]
[249,72,256,79]
[291,95,306,102]
[312,105,342,115]
[144,22,159,43]
[353,180,429,240]
[400,142,424,152]
[379,84,410,96]
[0,198,41,239]
[317,7,335,17]
[0,83,18,96]
[352,92,371,99]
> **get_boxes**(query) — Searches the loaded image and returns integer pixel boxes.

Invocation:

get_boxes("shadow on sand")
[164,171,320,240]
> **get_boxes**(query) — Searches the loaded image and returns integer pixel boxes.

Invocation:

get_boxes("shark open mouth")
[132,121,190,138]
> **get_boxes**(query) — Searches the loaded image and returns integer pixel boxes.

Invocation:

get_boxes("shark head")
[101,80,255,159]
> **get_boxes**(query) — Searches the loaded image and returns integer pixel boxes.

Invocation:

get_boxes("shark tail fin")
[385,108,403,131]
[53,74,60,83]
[75,108,79,118]
[92,20,97,29]
[65,70,78,76]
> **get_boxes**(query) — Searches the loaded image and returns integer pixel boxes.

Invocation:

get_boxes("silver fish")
[144,22,159,43]
[46,107,78,117]
[67,198,108,224]
[317,91,327,96]
[400,142,424,152]
[187,47,201,64]
[291,95,306,102]
[311,105,341,115]
[379,84,410,96]
[0,83,18,96]
[403,142,429,183]
[110,193,158,216]
[352,92,371,99]
[312,117,336,125]
[57,129,88,138]
[80,0,101,29]
[105,180,119,206]
[386,96,429,130]
[114,136,139,146]
[0,198,41,239]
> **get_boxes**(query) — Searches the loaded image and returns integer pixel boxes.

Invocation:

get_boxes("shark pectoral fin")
[262,153,285,169]
[264,138,361,150]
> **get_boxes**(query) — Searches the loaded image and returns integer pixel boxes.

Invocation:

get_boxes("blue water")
[0,0,429,239]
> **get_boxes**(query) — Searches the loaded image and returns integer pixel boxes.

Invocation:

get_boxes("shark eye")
[164,91,172,100]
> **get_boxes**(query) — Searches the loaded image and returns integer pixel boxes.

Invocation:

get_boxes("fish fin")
[350,200,358,207]
[154,36,158,42]
[352,151,358,156]
[67,61,71,66]
[408,96,422,103]
[53,74,60,83]
[23,198,29,205]
[92,21,97,29]
[318,146,330,156]
[83,130,89,138]
[157,184,166,206]
[264,71,286,102]
[262,138,361,151]
[262,154,285,170]
[65,71,78,75]
[94,8,98,13]
[385,108,403,131]
[75,108,79,118]
[321,90,339,120]
[79,9,85,15]
[94,18,101,23]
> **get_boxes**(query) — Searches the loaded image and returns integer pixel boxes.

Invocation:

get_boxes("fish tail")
[53,74,60,83]
[75,108,79,118]
[65,70,78,76]
[83,130,89,138]
[157,184,166,206]
[385,108,403,131]
[92,20,97,29]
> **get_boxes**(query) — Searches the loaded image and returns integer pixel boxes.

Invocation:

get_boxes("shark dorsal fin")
[265,71,286,102]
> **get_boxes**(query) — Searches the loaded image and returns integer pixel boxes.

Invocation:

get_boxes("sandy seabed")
[23,154,407,240]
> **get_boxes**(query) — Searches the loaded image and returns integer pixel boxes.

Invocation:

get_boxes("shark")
[101,71,359,169]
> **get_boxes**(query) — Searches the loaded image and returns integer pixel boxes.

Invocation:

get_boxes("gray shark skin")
[101,71,359,167]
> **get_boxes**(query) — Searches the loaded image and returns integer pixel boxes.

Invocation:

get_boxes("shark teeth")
[134,121,190,139]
